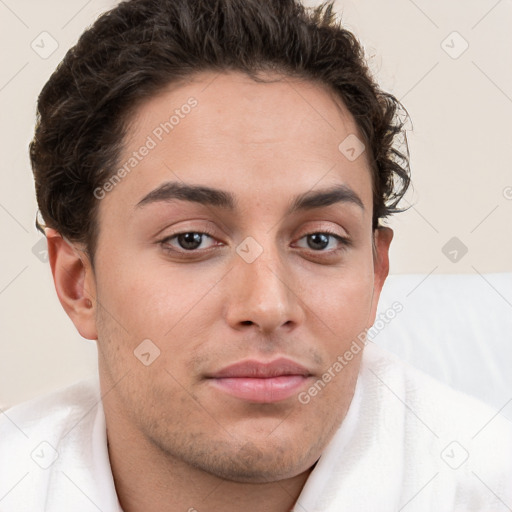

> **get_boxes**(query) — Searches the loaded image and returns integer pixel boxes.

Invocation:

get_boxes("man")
[1,0,510,510]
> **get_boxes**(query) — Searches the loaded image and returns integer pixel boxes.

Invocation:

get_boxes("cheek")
[305,262,375,336]
[95,251,211,333]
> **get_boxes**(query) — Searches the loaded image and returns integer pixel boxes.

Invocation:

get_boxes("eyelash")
[158,228,351,258]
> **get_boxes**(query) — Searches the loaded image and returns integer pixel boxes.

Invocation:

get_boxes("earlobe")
[45,228,98,340]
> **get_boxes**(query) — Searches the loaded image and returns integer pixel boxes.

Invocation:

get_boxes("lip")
[209,358,311,379]
[206,358,313,403]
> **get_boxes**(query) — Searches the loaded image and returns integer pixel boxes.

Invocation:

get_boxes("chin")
[197,443,312,483]
[151,428,317,483]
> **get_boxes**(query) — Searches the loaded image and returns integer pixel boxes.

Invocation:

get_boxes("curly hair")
[30,0,411,266]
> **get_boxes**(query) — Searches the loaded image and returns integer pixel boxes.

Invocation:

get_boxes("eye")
[158,229,351,258]
[160,231,219,253]
[295,231,350,252]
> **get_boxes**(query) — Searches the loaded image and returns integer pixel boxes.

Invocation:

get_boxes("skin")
[46,70,393,512]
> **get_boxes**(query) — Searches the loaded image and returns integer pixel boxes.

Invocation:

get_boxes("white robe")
[1,342,510,511]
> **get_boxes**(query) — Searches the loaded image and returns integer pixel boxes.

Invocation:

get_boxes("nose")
[223,242,304,335]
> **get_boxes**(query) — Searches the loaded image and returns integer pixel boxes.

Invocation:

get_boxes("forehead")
[99,70,373,222]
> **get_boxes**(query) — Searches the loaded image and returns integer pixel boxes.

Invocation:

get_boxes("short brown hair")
[30,0,411,266]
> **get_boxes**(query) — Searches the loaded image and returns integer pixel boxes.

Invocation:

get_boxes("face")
[76,71,391,482]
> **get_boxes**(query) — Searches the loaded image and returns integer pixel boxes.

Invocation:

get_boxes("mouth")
[205,358,313,403]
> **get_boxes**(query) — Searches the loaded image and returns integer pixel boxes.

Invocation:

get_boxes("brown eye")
[295,232,349,252]
[306,233,330,250]
[175,232,204,250]
[161,231,218,253]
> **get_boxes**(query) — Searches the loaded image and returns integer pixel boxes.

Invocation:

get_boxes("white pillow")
[374,272,512,420]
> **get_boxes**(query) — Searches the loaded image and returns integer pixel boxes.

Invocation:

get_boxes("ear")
[45,228,98,340]
[367,226,393,327]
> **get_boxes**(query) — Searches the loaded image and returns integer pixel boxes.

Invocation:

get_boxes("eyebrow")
[135,181,364,214]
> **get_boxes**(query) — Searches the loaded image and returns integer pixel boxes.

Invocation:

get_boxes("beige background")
[1,0,511,408]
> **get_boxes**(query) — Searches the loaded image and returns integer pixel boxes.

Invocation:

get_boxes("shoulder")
[361,342,512,507]
[362,341,511,435]
[0,376,103,510]
[303,344,512,510]
[0,375,101,440]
